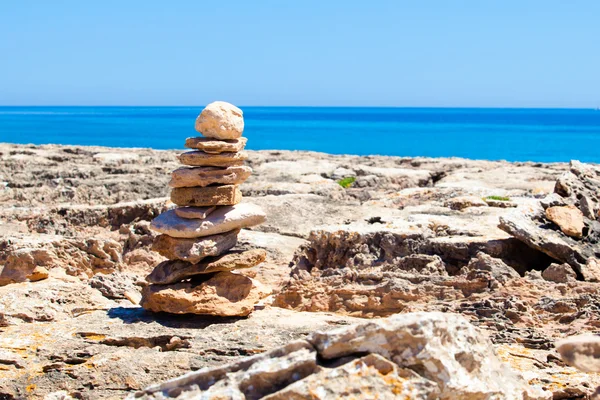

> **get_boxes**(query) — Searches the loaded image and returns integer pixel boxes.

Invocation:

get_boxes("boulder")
[194,101,244,140]
[556,334,600,372]
[545,205,585,238]
[129,312,549,399]
[152,230,239,264]
[146,249,266,284]
[170,185,242,207]
[140,272,270,316]
[542,263,577,283]
[185,137,247,154]
[169,166,252,188]
[464,252,520,284]
[178,150,247,167]
[150,204,266,239]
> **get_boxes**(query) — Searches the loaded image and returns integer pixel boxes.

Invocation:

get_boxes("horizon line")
[0,105,599,110]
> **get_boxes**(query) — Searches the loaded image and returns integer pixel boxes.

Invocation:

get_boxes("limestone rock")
[152,230,239,264]
[170,185,242,207]
[309,312,548,400]
[464,252,520,284]
[174,206,215,219]
[150,204,266,239]
[169,165,252,188]
[130,312,548,400]
[185,137,247,154]
[542,263,577,283]
[140,272,270,316]
[556,334,600,372]
[147,249,266,284]
[194,101,244,140]
[89,271,141,299]
[545,205,585,238]
[263,354,440,400]
[445,195,488,210]
[178,150,248,167]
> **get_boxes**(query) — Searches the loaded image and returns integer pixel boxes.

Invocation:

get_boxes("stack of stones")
[140,101,269,317]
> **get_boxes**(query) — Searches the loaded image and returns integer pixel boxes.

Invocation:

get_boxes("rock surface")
[147,249,267,284]
[556,334,600,372]
[169,165,252,188]
[150,204,266,239]
[170,185,242,207]
[4,143,600,399]
[178,150,248,167]
[185,136,247,154]
[152,230,239,263]
[130,312,548,400]
[141,272,270,316]
[194,101,244,140]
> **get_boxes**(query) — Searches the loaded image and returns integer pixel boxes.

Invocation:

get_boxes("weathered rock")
[140,272,270,316]
[150,204,266,239]
[194,101,244,140]
[130,312,548,400]
[556,334,600,372]
[542,263,577,283]
[445,195,488,210]
[169,166,252,188]
[185,137,247,154]
[89,271,141,300]
[170,185,242,207]
[152,230,239,264]
[173,206,215,219]
[263,354,440,400]
[178,150,248,167]
[0,236,123,285]
[147,249,266,284]
[545,205,585,238]
[464,252,520,284]
[499,201,600,280]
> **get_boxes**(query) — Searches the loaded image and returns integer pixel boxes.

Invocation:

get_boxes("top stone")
[195,101,244,140]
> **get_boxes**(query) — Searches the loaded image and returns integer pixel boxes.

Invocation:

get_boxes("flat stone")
[174,206,216,219]
[140,272,270,316]
[170,186,241,207]
[151,230,239,264]
[147,249,267,284]
[150,203,266,238]
[185,137,247,154]
[169,166,252,188]
[194,101,244,140]
[556,334,600,372]
[178,151,248,167]
[546,205,585,238]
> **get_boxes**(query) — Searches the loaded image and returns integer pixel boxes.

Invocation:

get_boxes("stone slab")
[169,166,252,188]
[150,203,266,238]
[151,230,239,264]
[178,151,247,167]
[170,186,241,207]
[140,272,270,316]
[147,249,267,284]
[185,137,247,154]
[174,206,216,219]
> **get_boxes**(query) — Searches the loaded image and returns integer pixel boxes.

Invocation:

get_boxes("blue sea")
[1,107,599,163]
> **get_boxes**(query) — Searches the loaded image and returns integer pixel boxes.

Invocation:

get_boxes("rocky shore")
[1,142,600,399]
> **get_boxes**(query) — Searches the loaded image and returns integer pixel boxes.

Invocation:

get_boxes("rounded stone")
[195,101,244,140]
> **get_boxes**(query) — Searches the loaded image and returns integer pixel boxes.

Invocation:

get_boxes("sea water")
[1,106,599,163]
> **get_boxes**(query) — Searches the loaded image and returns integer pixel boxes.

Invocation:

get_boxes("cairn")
[141,101,269,317]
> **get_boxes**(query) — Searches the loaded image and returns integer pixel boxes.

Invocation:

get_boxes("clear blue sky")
[1,1,599,107]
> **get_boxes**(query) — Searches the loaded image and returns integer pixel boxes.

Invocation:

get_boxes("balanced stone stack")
[140,101,269,317]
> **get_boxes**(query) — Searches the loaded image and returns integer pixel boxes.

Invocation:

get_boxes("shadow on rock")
[107,306,243,328]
